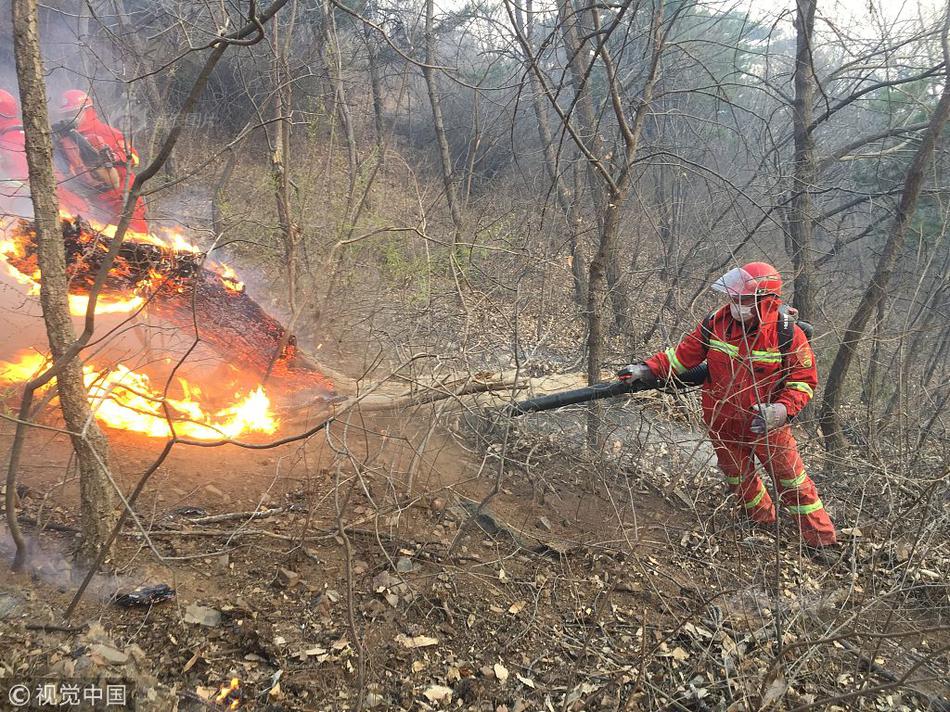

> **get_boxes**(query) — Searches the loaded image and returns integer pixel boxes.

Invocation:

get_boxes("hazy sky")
[746,0,944,30]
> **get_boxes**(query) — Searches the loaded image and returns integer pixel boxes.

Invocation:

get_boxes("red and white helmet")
[712,261,782,299]
[58,89,93,115]
[0,89,18,119]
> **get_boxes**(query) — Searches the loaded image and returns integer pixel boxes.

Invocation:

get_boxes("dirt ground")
[1,388,948,711]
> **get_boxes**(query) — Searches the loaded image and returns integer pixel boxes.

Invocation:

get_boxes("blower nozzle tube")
[505,363,709,417]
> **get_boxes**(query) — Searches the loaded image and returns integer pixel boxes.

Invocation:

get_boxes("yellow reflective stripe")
[725,476,741,485]
[786,381,814,398]
[787,499,823,515]
[745,485,766,509]
[709,339,739,358]
[707,340,783,363]
[780,470,807,489]
[665,347,686,375]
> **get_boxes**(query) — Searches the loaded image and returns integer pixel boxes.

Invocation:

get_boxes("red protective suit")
[0,116,97,220]
[645,297,837,547]
[56,107,147,233]
[0,118,33,220]
[0,116,28,180]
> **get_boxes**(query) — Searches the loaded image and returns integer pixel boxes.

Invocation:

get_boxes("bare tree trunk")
[557,0,603,164]
[365,25,385,152]
[788,0,817,317]
[514,0,586,304]
[422,0,463,243]
[319,0,359,231]
[7,0,291,571]
[272,11,301,315]
[212,142,241,237]
[559,0,608,306]
[463,88,481,207]
[882,264,949,422]
[586,199,622,386]
[604,231,631,337]
[506,0,668,446]
[562,0,632,336]
[112,0,174,174]
[11,0,117,567]
[819,12,950,452]
[861,295,886,439]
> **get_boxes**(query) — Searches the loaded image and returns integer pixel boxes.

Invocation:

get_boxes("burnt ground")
[0,390,948,712]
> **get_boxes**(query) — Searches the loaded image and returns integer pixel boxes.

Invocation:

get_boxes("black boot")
[804,543,842,565]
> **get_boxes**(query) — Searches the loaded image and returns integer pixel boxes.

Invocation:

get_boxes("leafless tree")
[820,8,950,452]
[9,0,117,568]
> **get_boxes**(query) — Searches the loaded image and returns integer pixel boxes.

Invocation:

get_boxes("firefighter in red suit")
[618,262,838,555]
[52,90,148,232]
[0,89,30,212]
[0,89,95,220]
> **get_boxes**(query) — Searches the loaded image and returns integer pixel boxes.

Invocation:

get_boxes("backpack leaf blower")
[506,363,709,417]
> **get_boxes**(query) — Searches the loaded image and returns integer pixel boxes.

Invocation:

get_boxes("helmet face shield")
[711,267,757,298]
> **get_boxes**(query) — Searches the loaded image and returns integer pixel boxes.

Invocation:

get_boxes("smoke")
[0,524,132,602]
[0,1,335,432]
[0,0,152,191]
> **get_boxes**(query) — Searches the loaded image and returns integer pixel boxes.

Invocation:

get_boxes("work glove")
[617,363,652,383]
[751,403,787,434]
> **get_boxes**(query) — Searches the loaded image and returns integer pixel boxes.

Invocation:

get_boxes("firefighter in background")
[52,89,148,233]
[618,262,838,558]
[0,89,30,214]
[0,88,95,220]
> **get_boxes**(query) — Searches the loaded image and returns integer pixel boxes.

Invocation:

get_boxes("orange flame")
[83,217,202,253]
[0,253,144,314]
[2,215,223,316]
[1,216,294,440]
[0,238,22,259]
[87,366,278,441]
[3,222,149,313]
[68,293,145,315]
[0,351,279,441]
[215,678,241,710]
[0,351,48,383]
[216,264,244,294]
[1,238,39,293]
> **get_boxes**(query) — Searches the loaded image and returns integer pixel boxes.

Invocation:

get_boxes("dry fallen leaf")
[516,673,535,689]
[494,662,509,682]
[182,650,200,673]
[423,685,453,703]
[671,647,689,662]
[762,675,788,706]
[508,600,526,615]
[395,634,439,649]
